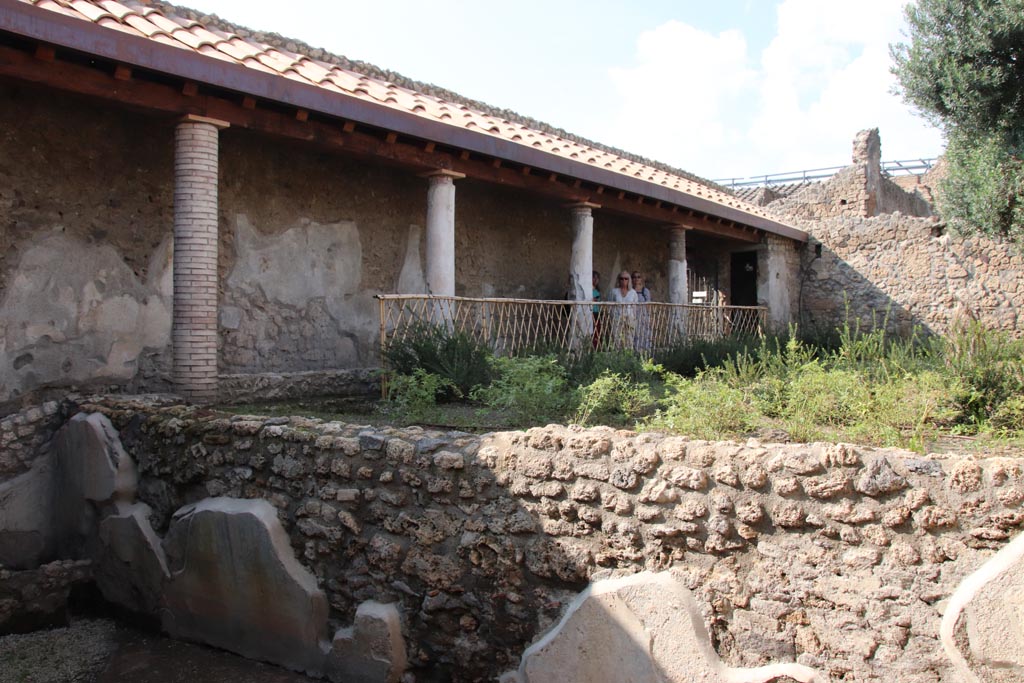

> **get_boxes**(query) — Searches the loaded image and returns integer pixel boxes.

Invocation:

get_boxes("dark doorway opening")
[730,252,758,306]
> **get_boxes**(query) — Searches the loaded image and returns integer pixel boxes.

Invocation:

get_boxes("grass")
[219,321,1024,454]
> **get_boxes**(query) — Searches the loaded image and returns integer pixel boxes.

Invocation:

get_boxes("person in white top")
[609,270,638,349]
[632,271,652,351]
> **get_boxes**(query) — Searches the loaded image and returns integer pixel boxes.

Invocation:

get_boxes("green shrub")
[941,320,1024,428]
[471,355,574,426]
[384,323,493,399]
[784,364,872,428]
[644,369,759,440]
[573,371,655,427]
[563,349,653,387]
[990,395,1024,434]
[382,369,453,424]
[653,334,763,377]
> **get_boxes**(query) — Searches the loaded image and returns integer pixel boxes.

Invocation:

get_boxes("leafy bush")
[941,320,1024,428]
[653,334,763,377]
[573,370,655,427]
[990,395,1024,434]
[644,369,759,440]
[384,323,493,399]
[939,132,1024,242]
[563,349,654,387]
[382,369,454,424]
[472,355,574,426]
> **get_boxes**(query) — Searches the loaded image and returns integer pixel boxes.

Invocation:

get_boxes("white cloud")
[602,0,943,180]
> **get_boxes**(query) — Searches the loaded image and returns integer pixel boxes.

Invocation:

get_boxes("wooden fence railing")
[377,295,766,360]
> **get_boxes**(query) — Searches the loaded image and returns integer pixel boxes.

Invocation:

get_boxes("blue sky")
[181,0,943,180]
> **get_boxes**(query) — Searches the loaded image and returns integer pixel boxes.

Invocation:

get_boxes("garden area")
[227,320,1024,455]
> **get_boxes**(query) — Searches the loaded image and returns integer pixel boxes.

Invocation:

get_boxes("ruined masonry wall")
[802,213,1024,335]
[77,397,1024,683]
[0,401,66,485]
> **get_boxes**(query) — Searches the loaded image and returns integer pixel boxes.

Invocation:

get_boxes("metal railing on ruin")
[376,294,767,364]
[714,158,938,189]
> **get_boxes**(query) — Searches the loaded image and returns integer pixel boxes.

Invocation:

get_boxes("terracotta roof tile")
[122,13,168,38]
[95,0,135,19]
[33,0,78,17]
[95,14,144,36]
[15,0,798,234]
[65,0,112,22]
[189,24,225,47]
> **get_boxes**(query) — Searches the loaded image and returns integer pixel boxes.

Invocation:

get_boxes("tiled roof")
[732,181,817,206]
[14,0,802,236]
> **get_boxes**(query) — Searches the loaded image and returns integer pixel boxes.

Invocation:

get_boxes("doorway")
[730,252,758,306]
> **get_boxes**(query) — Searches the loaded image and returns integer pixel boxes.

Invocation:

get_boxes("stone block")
[96,502,170,615]
[0,455,55,569]
[510,571,827,683]
[161,497,329,676]
[326,600,407,683]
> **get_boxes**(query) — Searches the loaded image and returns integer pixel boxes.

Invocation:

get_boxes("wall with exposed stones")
[3,396,1016,682]
[766,130,933,223]
[800,213,1024,335]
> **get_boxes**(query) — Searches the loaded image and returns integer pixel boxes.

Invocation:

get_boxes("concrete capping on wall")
[8,395,1015,682]
[217,368,380,404]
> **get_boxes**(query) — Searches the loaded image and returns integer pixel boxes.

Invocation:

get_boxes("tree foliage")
[891,0,1024,240]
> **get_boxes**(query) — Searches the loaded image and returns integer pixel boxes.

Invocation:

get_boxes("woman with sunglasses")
[609,270,638,349]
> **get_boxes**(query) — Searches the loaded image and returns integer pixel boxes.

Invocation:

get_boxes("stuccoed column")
[422,170,465,298]
[668,226,689,305]
[173,114,227,403]
[421,170,464,329]
[568,203,598,346]
[668,225,689,341]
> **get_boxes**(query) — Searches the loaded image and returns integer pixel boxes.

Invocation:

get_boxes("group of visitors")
[591,270,653,351]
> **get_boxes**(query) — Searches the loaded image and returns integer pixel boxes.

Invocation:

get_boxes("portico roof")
[0,0,808,243]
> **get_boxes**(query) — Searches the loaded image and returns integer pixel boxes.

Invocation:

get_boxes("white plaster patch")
[395,224,426,294]
[227,214,362,306]
[511,571,828,683]
[0,230,171,399]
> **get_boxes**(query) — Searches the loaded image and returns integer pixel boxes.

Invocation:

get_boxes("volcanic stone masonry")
[3,396,1024,682]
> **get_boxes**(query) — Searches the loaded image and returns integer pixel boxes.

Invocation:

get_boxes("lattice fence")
[377,295,766,360]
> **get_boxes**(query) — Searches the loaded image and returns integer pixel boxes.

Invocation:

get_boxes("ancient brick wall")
[59,397,1024,683]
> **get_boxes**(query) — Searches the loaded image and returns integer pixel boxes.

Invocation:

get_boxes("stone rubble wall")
[41,396,1022,683]
[0,401,66,485]
[800,213,1024,335]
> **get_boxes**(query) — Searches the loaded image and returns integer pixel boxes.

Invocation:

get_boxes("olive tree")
[891,0,1024,240]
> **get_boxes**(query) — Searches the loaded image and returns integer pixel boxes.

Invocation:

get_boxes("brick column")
[173,115,228,403]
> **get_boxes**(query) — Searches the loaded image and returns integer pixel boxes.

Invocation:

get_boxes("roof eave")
[0,0,807,242]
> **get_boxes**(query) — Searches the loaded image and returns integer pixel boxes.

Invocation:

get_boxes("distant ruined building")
[737,129,1022,336]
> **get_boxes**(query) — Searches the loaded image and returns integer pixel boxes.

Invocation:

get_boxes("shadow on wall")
[799,233,928,337]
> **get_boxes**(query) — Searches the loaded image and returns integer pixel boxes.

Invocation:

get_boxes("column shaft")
[425,173,459,297]
[173,119,223,402]
[668,227,688,305]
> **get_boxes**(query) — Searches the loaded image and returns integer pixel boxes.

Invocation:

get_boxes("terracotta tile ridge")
[140,0,735,197]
